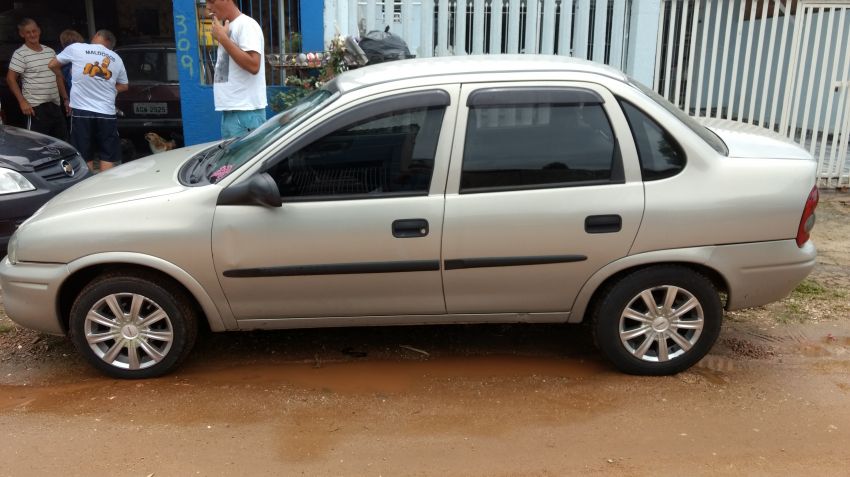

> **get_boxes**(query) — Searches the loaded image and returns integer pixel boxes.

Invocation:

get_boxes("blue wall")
[173,0,323,146]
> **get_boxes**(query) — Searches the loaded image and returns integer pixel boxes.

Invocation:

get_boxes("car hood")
[699,118,812,160]
[0,125,79,171]
[36,143,209,216]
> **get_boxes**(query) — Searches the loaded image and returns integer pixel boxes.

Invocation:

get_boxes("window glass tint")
[628,78,727,155]
[120,50,176,83]
[619,100,686,180]
[461,103,618,191]
[269,106,445,198]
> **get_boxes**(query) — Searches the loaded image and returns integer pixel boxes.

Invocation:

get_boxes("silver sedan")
[0,55,818,378]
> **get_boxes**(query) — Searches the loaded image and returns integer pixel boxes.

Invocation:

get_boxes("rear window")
[629,79,728,156]
[119,49,178,83]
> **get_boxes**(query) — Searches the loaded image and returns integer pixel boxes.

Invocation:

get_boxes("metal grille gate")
[656,0,850,188]
[782,2,850,187]
[324,0,633,69]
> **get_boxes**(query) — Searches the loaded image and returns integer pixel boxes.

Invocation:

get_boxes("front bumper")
[0,256,69,335]
[0,188,53,254]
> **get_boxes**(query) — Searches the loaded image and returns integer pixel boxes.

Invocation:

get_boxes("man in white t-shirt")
[49,30,128,172]
[206,0,268,139]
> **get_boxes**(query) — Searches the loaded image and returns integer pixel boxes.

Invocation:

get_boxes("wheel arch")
[569,250,731,324]
[58,253,230,334]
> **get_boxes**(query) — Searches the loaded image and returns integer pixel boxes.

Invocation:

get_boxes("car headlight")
[7,232,17,264]
[0,167,36,195]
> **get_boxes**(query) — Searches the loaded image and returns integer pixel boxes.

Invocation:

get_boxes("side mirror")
[216,172,282,207]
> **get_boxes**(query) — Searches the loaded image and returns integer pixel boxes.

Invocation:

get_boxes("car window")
[628,78,728,156]
[461,102,619,192]
[165,52,179,82]
[618,99,686,181]
[267,106,445,199]
[121,49,176,83]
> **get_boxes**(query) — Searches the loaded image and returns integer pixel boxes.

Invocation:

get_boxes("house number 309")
[175,14,194,79]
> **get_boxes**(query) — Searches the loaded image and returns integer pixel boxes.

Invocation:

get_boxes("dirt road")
[1,194,849,476]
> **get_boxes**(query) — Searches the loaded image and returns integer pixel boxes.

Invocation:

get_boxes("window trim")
[466,87,604,107]
[616,97,688,181]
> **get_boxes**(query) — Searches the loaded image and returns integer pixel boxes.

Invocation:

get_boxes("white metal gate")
[656,0,850,188]
[782,2,850,187]
[324,0,633,69]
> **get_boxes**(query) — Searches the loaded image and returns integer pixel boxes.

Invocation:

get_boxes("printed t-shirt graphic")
[56,43,127,115]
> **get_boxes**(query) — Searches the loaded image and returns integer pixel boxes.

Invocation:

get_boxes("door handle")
[585,214,622,234]
[392,218,429,238]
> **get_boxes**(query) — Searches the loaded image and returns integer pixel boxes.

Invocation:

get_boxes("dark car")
[0,124,89,253]
[114,43,183,160]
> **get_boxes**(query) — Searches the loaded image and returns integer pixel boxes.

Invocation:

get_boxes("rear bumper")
[0,256,68,335]
[711,239,817,310]
[117,118,182,131]
[118,117,183,129]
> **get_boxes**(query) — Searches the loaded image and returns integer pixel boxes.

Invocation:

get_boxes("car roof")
[334,54,629,93]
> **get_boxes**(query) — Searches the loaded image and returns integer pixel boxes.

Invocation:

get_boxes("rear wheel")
[593,266,722,375]
[69,271,198,379]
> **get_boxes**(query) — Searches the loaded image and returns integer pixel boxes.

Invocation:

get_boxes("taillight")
[796,186,819,247]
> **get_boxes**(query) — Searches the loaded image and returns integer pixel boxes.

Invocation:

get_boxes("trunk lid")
[699,118,813,160]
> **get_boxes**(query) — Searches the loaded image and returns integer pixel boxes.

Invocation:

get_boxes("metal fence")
[325,0,632,69]
[196,0,301,86]
[655,0,850,188]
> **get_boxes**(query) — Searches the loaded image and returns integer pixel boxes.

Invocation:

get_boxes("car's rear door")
[211,86,459,322]
[441,81,645,314]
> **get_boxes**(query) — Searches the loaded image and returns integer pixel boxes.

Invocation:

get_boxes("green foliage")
[792,279,845,299]
[285,32,302,53]
[270,35,349,112]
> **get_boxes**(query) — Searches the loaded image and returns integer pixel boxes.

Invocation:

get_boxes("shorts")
[70,109,121,164]
[221,108,267,139]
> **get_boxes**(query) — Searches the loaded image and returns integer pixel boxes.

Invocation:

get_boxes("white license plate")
[133,102,168,115]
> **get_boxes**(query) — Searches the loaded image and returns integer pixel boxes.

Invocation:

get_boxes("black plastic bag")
[358,28,415,65]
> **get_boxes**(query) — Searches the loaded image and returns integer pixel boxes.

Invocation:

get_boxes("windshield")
[188,87,337,185]
[629,78,728,156]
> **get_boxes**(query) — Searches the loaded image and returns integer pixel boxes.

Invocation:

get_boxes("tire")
[68,271,198,379]
[592,266,722,376]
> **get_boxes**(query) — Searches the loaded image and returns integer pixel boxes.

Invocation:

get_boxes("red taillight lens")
[796,186,819,247]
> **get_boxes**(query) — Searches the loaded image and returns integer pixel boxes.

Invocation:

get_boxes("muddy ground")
[1,193,849,476]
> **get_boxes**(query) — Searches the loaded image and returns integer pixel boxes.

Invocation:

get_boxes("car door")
[441,81,645,314]
[211,86,459,322]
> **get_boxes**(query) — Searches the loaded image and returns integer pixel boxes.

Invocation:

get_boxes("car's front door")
[441,82,645,314]
[211,87,459,322]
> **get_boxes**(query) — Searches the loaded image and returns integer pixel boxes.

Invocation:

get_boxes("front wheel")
[69,271,198,379]
[592,266,722,375]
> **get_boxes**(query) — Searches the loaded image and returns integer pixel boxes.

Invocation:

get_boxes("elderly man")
[49,30,128,172]
[206,0,268,138]
[6,18,69,140]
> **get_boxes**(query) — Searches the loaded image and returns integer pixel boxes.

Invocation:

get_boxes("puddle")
[0,381,110,412]
[179,355,609,393]
[0,355,609,416]
[795,336,850,358]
